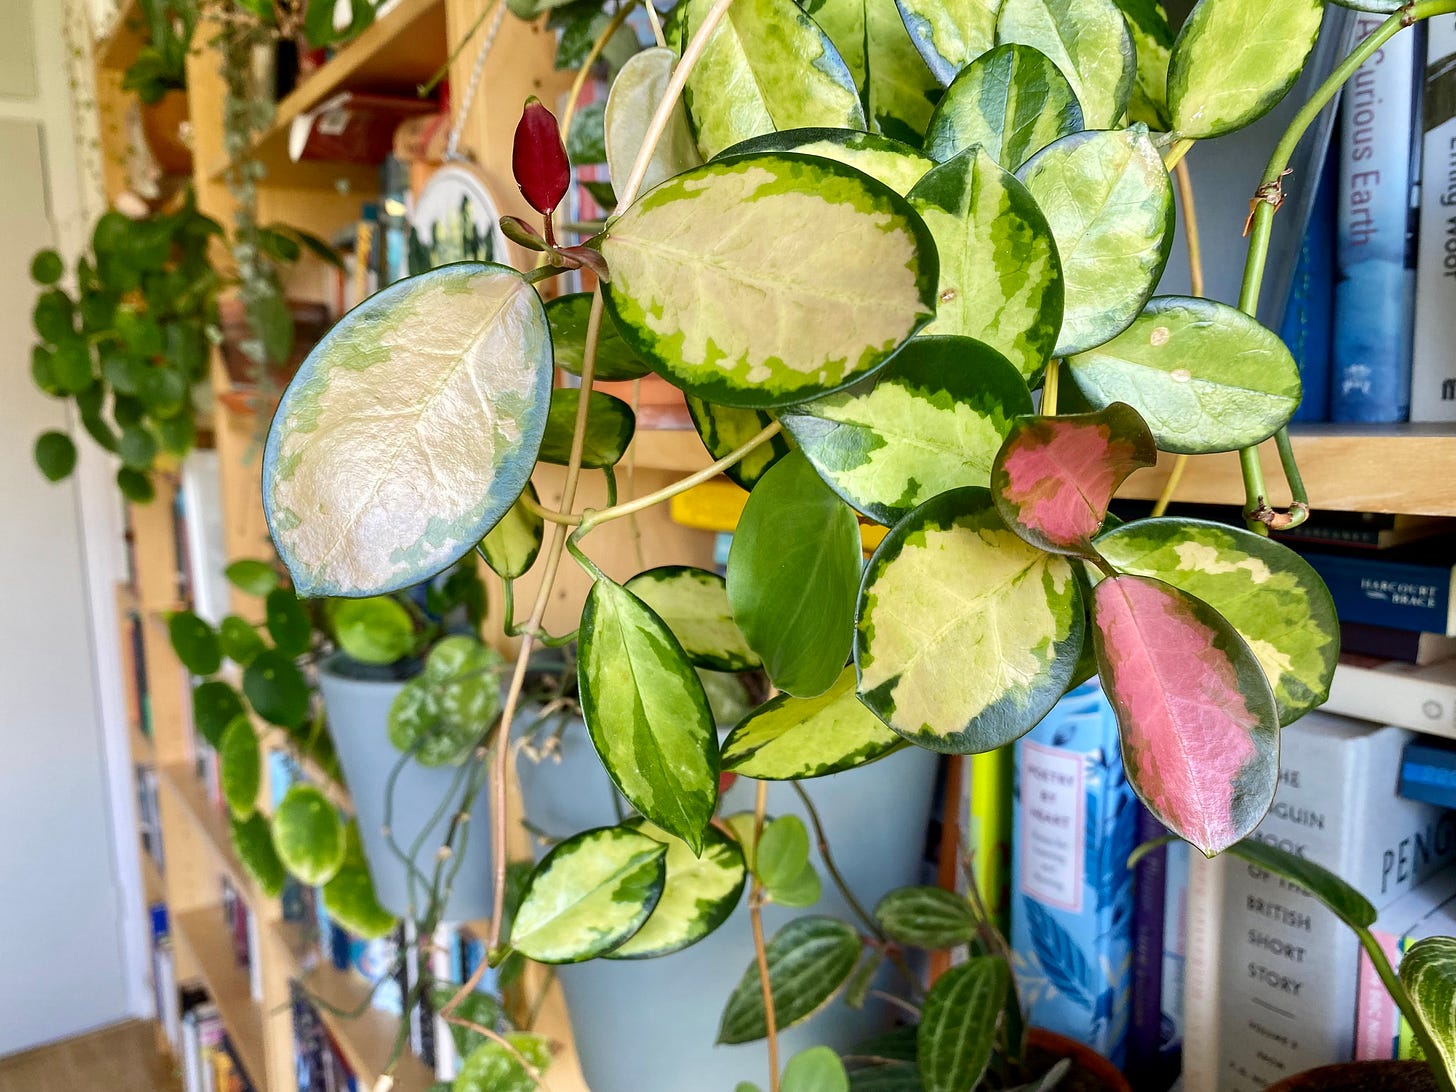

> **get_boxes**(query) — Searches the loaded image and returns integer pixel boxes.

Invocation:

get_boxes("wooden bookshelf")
[157,763,256,902]
[95,0,144,72]
[172,908,269,1088]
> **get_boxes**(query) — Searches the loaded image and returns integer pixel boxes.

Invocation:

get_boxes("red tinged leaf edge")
[991,403,1156,557]
[1091,573,1280,857]
[513,97,571,216]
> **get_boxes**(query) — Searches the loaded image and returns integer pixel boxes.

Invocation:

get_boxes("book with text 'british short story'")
[1010,680,1137,1068]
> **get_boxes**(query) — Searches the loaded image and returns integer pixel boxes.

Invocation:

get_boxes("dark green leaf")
[537,388,635,469]
[544,293,651,381]
[242,649,311,728]
[34,431,77,482]
[31,249,63,284]
[916,957,1009,1092]
[117,468,155,503]
[169,610,222,675]
[266,587,312,657]
[219,616,265,667]
[192,680,245,746]
[874,886,978,949]
[230,813,286,896]
[685,397,791,491]
[718,916,862,1043]
[1219,838,1375,929]
[219,716,261,819]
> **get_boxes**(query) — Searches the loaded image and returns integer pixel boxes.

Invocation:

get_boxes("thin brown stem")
[751,779,780,1092]
[441,1013,553,1090]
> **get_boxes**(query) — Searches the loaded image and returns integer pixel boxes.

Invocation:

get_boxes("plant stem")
[419,0,500,95]
[1152,157,1204,518]
[559,1,635,160]
[643,0,666,46]
[1041,358,1060,416]
[790,782,879,939]
[1356,927,1456,1092]
[751,778,780,1092]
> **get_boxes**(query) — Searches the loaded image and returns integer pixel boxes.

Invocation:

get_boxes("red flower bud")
[512,97,570,216]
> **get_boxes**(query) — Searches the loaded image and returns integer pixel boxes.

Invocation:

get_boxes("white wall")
[0,0,145,1055]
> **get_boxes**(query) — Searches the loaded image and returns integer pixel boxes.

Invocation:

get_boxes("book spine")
[1323,662,1456,738]
[1126,807,1169,1088]
[1160,838,1190,1083]
[1180,852,1226,1092]
[1339,621,1456,664]
[1333,16,1422,422]
[1413,14,1456,421]
[1283,132,1339,423]
[1355,926,1405,1059]
[1297,549,1455,636]
[968,746,1013,934]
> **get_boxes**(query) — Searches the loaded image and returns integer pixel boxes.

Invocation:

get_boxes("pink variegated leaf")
[1091,574,1279,857]
[991,403,1156,557]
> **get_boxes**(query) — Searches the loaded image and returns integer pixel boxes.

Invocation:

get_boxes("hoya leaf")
[1017,127,1174,357]
[856,487,1083,753]
[782,1047,851,1092]
[894,0,1000,86]
[169,610,221,676]
[1114,0,1174,129]
[263,264,552,598]
[388,637,503,767]
[544,292,651,381]
[720,664,902,780]
[1218,838,1375,930]
[322,862,397,939]
[230,813,286,897]
[219,616,265,667]
[624,566,760,672]
[918,957,1010,1092]
[874,885,979,949]
[718,916,863,1043]
[606,46,704,196]
[684,396,792,490]
[727,451,861,698]
[579,579,720,853]
[908,151,1062,378]
[1065,296,1301,454]
[225,559,278,597]
[608,819,748,959]
[454,1034,553,1092]
[242,648,311,728]
[995,0,1135,129]
[679,0,865,158]
[479,482,544,579]
[991,404,1156,557]
[272,784,346,885]
[1095,517,1338,725]
[219,716,261,819]
[601,154,937,409]
[537,388,636,469]
[923,44,1083,172]
[329,596,415,665]
[509,825,667,963]
[1167,0,1324,139]
[1399,936,1456,1077]
[781,335,1033,524]
[717,127,935,196]
[1091,574,1279,856]
[192,680,246,747]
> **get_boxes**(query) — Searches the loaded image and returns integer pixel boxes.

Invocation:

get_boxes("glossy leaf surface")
[624,566,760,672]
[329,597,415,665]
[684,396,791,491]
[242,649,311,728]
[272,784,346,885]
[718,916,862,1043]
[537,388,636,469]
[918,957,1010,1092]
[895,0,1000,85]
[718,128,934,196]
[479,482,544,579]
[1399,936,1456,1077]
[1115,0,1174,128]
[230,814,286,897]
[544,293,651,381]
[219,717,261,819]
[322,862,397,939]
[874,885,979,948]
[606,47,703,197]
[995,0,1135,128]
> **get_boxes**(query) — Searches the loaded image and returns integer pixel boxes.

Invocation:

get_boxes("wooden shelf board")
[172,907,268,1090]
[627,428,707,474]
[157,762,254,901]
[96,0,144,72]
[131,722,156,765]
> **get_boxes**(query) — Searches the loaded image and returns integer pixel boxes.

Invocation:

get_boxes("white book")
[178,451,228,626]
[1412,14,1456,421]
[431,924,461,1080]
[1322,656,1456,739]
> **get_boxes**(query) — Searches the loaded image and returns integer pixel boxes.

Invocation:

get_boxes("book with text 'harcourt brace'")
[1296,536,1456,635]
[1412,13,1456,421]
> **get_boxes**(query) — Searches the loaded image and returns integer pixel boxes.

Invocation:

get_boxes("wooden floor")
[0,1020,181,1092]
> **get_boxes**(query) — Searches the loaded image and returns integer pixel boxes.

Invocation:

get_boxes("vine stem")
[559,1,636,159]
[751,778,780,1092]
[1152,156,1204,518]
[1356,929,1456,1092]
[1042,358,1060,416]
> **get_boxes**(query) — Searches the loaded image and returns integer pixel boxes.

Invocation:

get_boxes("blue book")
[1282,134,1339,423]
[1332,17,1424,422]
[1297,541,1456,635]
[1398,736,1456,808]
[1011,680,1137,1067]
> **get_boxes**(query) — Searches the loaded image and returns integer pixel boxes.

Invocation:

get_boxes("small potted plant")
[123,0,197,173]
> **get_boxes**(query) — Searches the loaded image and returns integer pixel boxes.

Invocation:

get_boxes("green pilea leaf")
[995,0,1134,129]
[782,336,1032,524]
[1167,0,1324,139]
[225,559,278,597]
[606,46,704,197]
[537,388,636,470]
[272,784,347,885]
[118,426,158,471]
[717,128,935,196]
[923,44,1084,171]
[894,0,1000,86]
[219,716,261,819]
[265,587,311,658]
[874,885,979,948]
[169,610,221,676]
[192,680,246,747]
[579,578,720,853]
[782,1047,851,1092]
[389,636,504,766]
[856,487,1083,753]
[322,862,397,939]
[1091,574,1279,856]
[1095,517,1339,724]
[329,596,416,665]
[1065,296,1302,454]
[908,152,1062,379]
[34,431,77,482]
[1017,127,1174,357]
[720,664,902,780]
[607,819,747,959]
[219,616,265,667]
[263,264,552,598]
[230,813,286,897]
[679,0,865,158]
[544,293,651,381]
[1114,0,1174,129]
[918,957,1010,1092]
[718,916,862,1043]
[509,825,668,963]
[1218,838,1375,930]
[727,451,861,698]
[990,404,1156,558]
[624,566,760,672]
[479,482,545,579]
[601,154,937,409]
[1399,936,1456,1076]
[684,397,792,490]
[454,1033,553,1092]
[242,649,311,728]
[756,815,811,891]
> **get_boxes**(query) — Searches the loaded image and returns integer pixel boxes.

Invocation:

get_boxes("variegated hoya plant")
[256,0,1456,1088]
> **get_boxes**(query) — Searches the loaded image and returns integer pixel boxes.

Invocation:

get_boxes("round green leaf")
[454,1034,553,1092]
[606,46,704,199]
[118,426,158,471]
[717,128,935,196]
[31,346,60,396]
[272,784,346,885]
[330,596,415,665]
[1065,295,1302,454]
[192,680,245,747]
[756,815,811,891]
[33,288,74,343]
[680,0,865,158]
[782,1048,849,1092]
[624,566,760,672]
[263,263,553,598]
[601,154,937,409]
[894,0,1000,86]
[265,587,312,657]
[1167,0,1324,139]
[727,451,861,698]
[1017,126,1174,357]
[479,482,544,579]
[34,431,77,482]
[169,610,222,676]
[218,616,265,667]
[117,468,155,504]
[230,813,286,897]
[242,648,311,728]
[1118,0,1175,130]
[718,916,862,1043]
[1095,517,1339,724]
[856,486,1084,753]
[537,388,635,469]
[607,819,748,959]
[684,397,792,491]
[579,579,720,853]
[918,957,1010,1092]
[225,559,278,597]
[219,716,261,819]
[322,862,397,939]
[155,413,196,456]
[995,0,1135,129]
[873,885,978,948]
[544,292,651,381]
[509,826,668,963]
[389,637,504,766]
[721,664,901,779]
[51,341,93,394]
[1399,937,1456,1076]
[768,861,823,909]
[782,335,1033,523]
[924,44,1084,172]
[31,249,63,285]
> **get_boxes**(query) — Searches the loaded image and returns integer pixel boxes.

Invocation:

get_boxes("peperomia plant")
[251,0,1455,1086]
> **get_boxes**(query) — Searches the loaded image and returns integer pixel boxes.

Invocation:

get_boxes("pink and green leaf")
[1091,573,1279,856]
[992,404,1155,558]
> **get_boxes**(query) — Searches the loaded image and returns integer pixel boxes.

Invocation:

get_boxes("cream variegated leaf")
[684,396,792,490]
[605,47,703,196]
[895,0,1002,85]
[624,566,761,672]
[1398,936,1456,1078]
[994,0,1135,129]
[718,127,935,195]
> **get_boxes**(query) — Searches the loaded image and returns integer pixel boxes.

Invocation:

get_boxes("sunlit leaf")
[479,482,544,579]
[718,128,935,195]
[624,566,760,672]
[894,0,1000,85]
[272,784,346,885]
[995,0,1134,128]
[606,46,704,196]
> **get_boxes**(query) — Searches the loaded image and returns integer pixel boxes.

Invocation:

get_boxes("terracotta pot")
[139,89,192,175]
[1025,1029,1131,1092]
[1264,1060,1436,1091]
[217,296,333,413]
